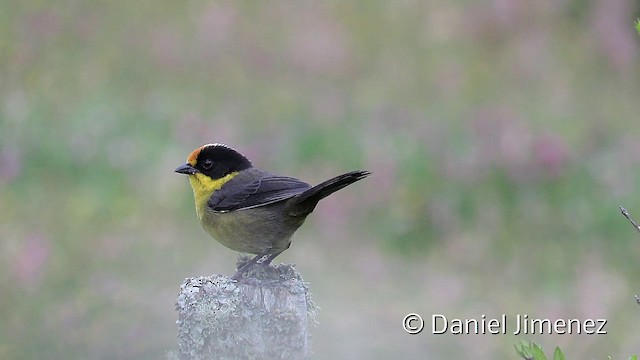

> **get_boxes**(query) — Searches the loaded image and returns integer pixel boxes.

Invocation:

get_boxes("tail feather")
[288,170,370,216]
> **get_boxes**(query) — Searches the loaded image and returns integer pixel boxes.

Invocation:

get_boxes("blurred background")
[2,0,640,358]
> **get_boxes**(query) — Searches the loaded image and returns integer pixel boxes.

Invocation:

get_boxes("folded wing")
[208,171,311,212]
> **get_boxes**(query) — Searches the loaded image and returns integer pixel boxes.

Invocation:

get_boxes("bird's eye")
[202,159,214,170]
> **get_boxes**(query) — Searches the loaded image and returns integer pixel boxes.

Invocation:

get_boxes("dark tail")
[289,170,371,216]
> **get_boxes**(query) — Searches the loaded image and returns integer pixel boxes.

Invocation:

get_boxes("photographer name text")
[402,313,607,335]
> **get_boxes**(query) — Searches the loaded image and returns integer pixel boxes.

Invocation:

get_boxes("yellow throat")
[188,172,238,220]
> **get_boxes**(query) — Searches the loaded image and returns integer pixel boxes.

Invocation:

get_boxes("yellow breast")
[188,172,238,220]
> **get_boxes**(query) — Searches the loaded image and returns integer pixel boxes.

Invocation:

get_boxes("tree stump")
[171,259,317,360]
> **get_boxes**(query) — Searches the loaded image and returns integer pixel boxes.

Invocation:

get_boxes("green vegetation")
[1,1,640,359]
[515,341,637,360]
[515,342,565,360]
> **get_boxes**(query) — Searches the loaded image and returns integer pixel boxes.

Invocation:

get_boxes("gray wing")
[208,170,311,212]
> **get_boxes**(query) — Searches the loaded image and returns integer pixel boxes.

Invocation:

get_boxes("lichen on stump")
[171,258,317,360]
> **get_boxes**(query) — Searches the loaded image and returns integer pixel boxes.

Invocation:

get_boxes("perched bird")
[175,143,370,278]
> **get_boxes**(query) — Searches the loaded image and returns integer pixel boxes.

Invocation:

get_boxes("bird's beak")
[175,163,198,175]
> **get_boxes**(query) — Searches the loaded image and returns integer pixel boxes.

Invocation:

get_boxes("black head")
[175,143,252,179]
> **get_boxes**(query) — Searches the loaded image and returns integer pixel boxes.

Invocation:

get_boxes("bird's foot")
[233,253,270,280]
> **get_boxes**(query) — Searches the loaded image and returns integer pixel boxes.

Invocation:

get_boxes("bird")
[175,143,370,279]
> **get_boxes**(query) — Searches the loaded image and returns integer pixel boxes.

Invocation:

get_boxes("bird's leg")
[232,249,285,280]
[260,251,282,266]
[232,252,268,280]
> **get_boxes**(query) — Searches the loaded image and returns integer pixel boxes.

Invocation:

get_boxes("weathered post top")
[171,259,317,360]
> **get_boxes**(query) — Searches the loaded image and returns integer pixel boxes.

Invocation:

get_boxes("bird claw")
[231,271,243,281]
